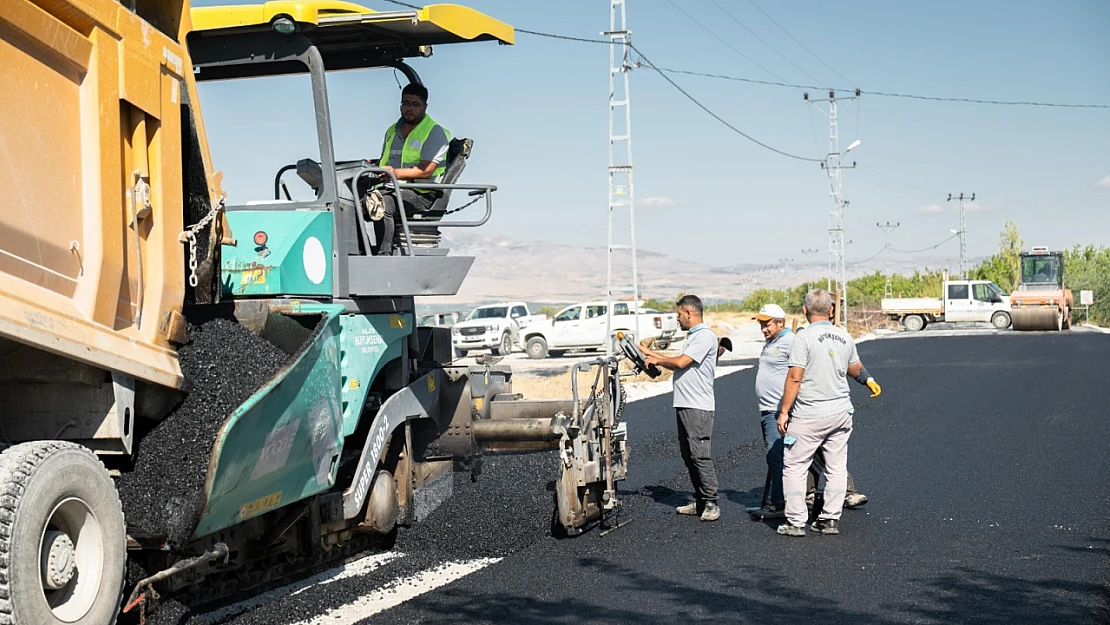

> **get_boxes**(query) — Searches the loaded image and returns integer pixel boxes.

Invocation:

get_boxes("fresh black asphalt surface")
[198,330,1110,625]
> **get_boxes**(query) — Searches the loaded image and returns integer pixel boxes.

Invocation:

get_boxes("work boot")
[844,493,869,508]
[750,504,786,520]
[700,502,720,522]
[676,501,701,516]
[776,523,805,537]
[810,519,840,535]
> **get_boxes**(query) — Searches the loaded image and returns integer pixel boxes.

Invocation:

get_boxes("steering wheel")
[617,332,661,379]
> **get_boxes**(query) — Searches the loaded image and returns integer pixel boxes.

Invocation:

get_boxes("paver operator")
[374,83,451,256]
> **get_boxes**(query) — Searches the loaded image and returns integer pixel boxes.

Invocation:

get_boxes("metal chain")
[179,195,225,288]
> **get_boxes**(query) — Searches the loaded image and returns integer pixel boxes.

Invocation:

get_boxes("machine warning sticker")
[240,268,267,285]
[427,375,436,393]
[390,315,407,329]
[239,491,282,520]
[251,421,299,481]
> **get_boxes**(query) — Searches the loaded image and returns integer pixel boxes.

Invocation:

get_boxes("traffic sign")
[1080,290,1094,306]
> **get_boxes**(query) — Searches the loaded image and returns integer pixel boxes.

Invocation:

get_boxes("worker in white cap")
[748,302,871,521]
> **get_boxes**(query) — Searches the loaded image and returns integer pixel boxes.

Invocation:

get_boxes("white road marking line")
[196,551,404,624]
[302,558,501,625]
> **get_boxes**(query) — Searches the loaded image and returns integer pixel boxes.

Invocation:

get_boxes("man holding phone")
[775,289,881,537]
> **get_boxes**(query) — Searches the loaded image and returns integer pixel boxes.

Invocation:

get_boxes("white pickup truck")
[520,301,679,359]
[882,280,1012,331]
[451,302,545,358]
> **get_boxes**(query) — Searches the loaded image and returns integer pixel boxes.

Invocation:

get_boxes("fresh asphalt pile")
[397,453,562,559]
[116,317,290,547]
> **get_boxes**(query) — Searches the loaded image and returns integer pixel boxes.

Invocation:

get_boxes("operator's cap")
[753,303,787,321]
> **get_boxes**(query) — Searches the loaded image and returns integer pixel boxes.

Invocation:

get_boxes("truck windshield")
[1021,256,1060,285]
[468,307,507,320]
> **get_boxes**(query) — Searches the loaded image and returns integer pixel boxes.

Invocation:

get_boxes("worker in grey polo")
[749,304,794,519]
[642,294,721,522]
[776,289,882,537]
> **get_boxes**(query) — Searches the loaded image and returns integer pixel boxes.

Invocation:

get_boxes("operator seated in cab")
[375,83,451,256]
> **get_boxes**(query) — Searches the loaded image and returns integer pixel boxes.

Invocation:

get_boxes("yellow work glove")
[866,379,882,398]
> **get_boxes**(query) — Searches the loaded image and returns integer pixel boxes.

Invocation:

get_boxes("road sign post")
[1080,290,1093,324]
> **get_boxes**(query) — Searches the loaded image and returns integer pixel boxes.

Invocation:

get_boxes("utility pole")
[604,0,639,355]
[876,221,900,298]
[807,89,860,327]
[778,257,794,274]
[947,192,974,279]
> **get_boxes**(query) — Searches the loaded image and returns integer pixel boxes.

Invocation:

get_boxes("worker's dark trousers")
[378,188,435,256]
[676,408,718,503]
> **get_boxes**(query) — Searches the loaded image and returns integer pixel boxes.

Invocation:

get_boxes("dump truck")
[0,2,632,623]
[1010,247,1073,331]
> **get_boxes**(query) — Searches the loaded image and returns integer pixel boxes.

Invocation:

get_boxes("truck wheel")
[991,311,1011,330]
[902,315,925,332]
[453,348,468,360]
[492,333,512,356]
[525,337,549,359]
[0,442,126,625]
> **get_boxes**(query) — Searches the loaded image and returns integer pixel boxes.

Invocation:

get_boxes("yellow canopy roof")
[191,1,515,46]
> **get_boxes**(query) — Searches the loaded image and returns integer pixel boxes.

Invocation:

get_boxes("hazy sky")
[191,0,1110,267]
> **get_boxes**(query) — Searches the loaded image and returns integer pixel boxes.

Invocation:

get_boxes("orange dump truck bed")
[0,0,211,390]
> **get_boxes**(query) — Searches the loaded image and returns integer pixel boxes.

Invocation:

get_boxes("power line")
[654,66,831,91]
[480,17,1110,110]
[866,90,1110,109]
[652,67,1110,109]
[705,0,829,87]
[849,245,889,266]
[515,29,612,45]
[664,0,788,83]
[889,233,960,254]
[628,44,823,163]
[745,0,855,87]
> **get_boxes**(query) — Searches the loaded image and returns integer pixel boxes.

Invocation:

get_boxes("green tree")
[970,220,1023,292]
[1064,244,1110,325]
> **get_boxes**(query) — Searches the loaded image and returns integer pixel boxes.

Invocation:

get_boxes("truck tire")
[525,336,549,359]
[991,311,1011,330]
[492,333,512,356]
[0,441,126,625]
[902,315,925,332]
[453,348,468,360]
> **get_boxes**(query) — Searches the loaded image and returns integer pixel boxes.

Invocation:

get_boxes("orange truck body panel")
[0,0,216,390]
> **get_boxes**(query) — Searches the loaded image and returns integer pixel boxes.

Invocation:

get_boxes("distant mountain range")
[422,232,968,308]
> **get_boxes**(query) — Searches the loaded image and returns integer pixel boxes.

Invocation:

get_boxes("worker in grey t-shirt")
[642,294,720,522]
[749,305,869,521]
[775,289,882,537]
